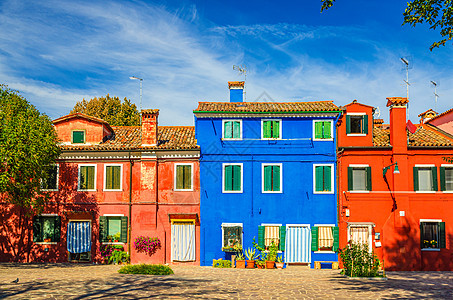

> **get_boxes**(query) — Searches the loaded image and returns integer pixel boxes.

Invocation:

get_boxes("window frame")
[313,164,334,194]
[222,119,243,140]
[346,113,368,136]
[414,164,437,193]
[420,219,443,251]
[100,214,127,244]
[260,223,283,252]
[261,119,282,140]
[348,164,371,192]
[347,223,374,252]
[41,164,59,191]
[33,214,60,244]
[312,224,338,253]
[174,163,194,191]
[78,164,97,191]
[440,164,453,193]
[222,163,243,193]
[221,223,243,251]
[71,129,86,144]
[103,164,123,191]
[313,120,333,141]
[262,163,283,193]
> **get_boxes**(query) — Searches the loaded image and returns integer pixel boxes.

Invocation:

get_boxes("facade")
[337,98,453,271]
[195,82,341,267]
[0,110,200,264]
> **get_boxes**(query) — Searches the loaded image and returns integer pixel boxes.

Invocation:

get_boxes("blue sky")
[1,0,452,125]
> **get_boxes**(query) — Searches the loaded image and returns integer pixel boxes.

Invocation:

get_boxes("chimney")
[386,97,408,153]
[228,81,244,102]
[141,109,159,146]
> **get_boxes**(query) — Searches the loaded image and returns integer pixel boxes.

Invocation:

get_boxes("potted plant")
[431,240,438,248]
[256,255,266,269]
[244,247,259,269]
[265,241,278,269]
[275,255,284,269]
[236,252,246,268]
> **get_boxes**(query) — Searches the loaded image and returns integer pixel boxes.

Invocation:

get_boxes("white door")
[171,221,195,262]
[285,225,311,263]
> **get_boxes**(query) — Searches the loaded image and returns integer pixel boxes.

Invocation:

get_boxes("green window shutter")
[53,216,61,242]
[315,122,323,139]
[87,166,95,190]
[224,121,232,139]
[33,216,42,242]
[279,226,286,251]
[311,227,319,251]
[332,227,340,252]
[184,165,192,189]
[120,216,128,243]
[263,121,271,138]
[315,166,324,192]
[114,166,121,189]
[347,167,353,191]
[232,165,241,191]
[272,121,280,138]
[432,167,438,191]
[419,223,424,248]
[79,166,86,189]
[440,167,446,191]
[72,131,85,143]
[176,165,184,190]
[273,166,281,191]
[439,222,446,248]
[366,166,372,191]
[323,121,332,139]
[106,166,113,190]
[224,165,233,191]
[99,216,108,242]
[264,166,272,191]
[363,115,368,134]
[258,226,265,248]
[233,121,241,138]
[324,166,332,192]
[413,167,419,191]
[346,115,351,134]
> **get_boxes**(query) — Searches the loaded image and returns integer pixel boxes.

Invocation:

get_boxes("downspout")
[155,155,159,229]
[334,113,342,228]
[128,152,134,256]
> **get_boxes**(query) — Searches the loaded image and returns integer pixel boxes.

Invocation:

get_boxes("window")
[313,120,332,140]
[221,223,243,251]
[175,164,193,191]
[262,119,281,139]
[223,120,242,140]
[262,164,282,193]
[99,216,128,243]
[311,225,339,252]
[78,164,96,191]
[258,225,286,251]
[348,224,373,252]
[104,165,122,191]
[413,166,437,192]
[33,215,61,243]
[41,165,59,191]
[72,130,85,144]
[314,164,333,193]
[420,220,445,250]
[346,114,368,135]
[440,166,453,191]
[223,163,243,193]
[348,166,371,191]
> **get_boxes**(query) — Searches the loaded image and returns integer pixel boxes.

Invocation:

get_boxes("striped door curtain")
[285,226,310,263]
[67,221,92,253]
[171,222,195,262]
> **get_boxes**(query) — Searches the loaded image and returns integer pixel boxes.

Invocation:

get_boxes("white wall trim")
[312,119,334,141]
[222,163,243,193]
[77,164,97,191]
[103,164,123,191]
[261,119,282,140]
[174,163,194,191]
[313,164,335,194]
[222,119,243,140]
[261,163,283,193]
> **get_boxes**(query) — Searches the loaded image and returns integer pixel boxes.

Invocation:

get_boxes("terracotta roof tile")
[386,97,408,107]
[142,109,159,114]
[373,126,390,147]
[426,107,453,123]
[228,81,244,88]
[372,124,453,147]
[194,101,339,113]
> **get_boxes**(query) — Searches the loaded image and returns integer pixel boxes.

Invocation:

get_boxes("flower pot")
[236,260,246,268]
[246,260,255,269]
[275,262,284,269]
[257,263,265,269]
[266,261,275,269]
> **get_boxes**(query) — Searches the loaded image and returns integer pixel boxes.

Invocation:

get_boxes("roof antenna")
[233,65,247,101]
[401,57,411,120]
[431,81,439,112]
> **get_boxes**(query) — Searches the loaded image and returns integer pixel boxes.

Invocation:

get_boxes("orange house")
[337,98,453,271]
[0,110,200,265]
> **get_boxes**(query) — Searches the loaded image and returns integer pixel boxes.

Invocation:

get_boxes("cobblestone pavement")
[1,263,453,299]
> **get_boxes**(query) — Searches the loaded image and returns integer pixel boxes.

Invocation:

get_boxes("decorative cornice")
[195,112,339,118]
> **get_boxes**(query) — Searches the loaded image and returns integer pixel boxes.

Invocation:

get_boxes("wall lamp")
[383,162,400,177]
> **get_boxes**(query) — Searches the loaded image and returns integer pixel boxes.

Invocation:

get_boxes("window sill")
[313,138,333,142]
[41,189,59,192]
[314,250,335,254]
[102,242,125,245]
[35,242,58,245]
[314,191,334,194]
[415,191,436,193]
[103,189,123,192]
[421,248,440,252]
[174,189,194,192]
[222,191,243,194]
[77,189,97,192]
[349,190,370,193]
[222,138,243,141]
[347,134,367,137]
[442,191,453,193]
[261,138,282,140]
[262,191,283,194]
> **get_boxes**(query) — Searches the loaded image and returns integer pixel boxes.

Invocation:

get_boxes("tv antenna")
[233,65,247,101]
[431,81,439,112]
[373,106,381,118]
[401,57,411,120]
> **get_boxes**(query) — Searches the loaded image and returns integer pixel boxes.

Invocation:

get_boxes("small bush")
[339,241,381,277]
[118,264,174,275]
[213,259,232,268]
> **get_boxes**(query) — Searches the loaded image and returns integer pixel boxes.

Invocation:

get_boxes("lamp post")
[129,76,143,125]
[383,162,400,177]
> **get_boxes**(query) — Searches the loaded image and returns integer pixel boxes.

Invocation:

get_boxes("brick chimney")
[141,109,159,146]
[228,81,244,102]
[386,97,408,153]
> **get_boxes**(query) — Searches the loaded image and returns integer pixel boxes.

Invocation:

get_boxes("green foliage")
[0,85,61,212]
[244,248,259,260]
[118,264,174,275]
[70,94,140,126]
[276,255,283,263]
[108,250,130,264]
[339,242,382,277]
[252,238,278,261]
[213,259,232,268]
[236,252,245,260]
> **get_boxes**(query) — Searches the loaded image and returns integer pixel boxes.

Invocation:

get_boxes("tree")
[0,85,61,211]
[321,0,453,50]
[70,94,140,126]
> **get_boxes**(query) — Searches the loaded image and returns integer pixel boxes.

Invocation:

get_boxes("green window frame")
[258,225,286,251]
[104,165,122,191]
[420,221,445,250]
[223,120,242,139]
[314,165,333,193]
[262,120,281,139]
[311,226,339,252]
[72,130,85,144]
[99,216,128,243]
[263,164,282,193]
[413,166,437,192]
[79,165,96,191]
[345,115,368,135]
[33,215,61,243]
[314,120,332,140]
[223,164,242,193]
[440,166,453,191]
[175,164,193,191]
[347,166,372,191]
[41,165,59,191]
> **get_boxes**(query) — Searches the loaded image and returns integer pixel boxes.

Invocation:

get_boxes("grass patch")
[118,264,174,275]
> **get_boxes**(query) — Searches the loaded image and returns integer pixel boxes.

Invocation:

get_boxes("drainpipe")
[128,152,134,255]
[155,155,159,228]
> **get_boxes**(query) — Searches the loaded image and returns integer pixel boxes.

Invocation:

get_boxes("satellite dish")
[373,107,381,118]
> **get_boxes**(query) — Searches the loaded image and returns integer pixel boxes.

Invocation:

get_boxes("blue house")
[194,81,341,267]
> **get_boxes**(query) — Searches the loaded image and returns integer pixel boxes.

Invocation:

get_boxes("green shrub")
[339,241,381,277]
[108,250,130,264]
[213,259,232,268]
[118,264,174,275]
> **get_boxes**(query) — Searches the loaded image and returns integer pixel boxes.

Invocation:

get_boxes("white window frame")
[313,120,334,141]
[420,219,442,252]
[349,164,370,193]
[222,163,243,193]
[346,112,367,136]
[347,223,373,252]
[261,119,282,140]
[103,164,123,191]
[221,223,243,250]
[71,129,86,144]
[314,224,336,253]
[34,213,60,245]
[41,164,59,192]
[313,164,334,194]
[261,163,283,193]
[174,163,194,191]
[441,164,453,193]
[78,164,97,191]
[415,164,436,193]
[222,119,243,140]
[102,214,125,245]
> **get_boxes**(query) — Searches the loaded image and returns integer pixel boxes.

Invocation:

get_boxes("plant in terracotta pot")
[275,255,284,269]
[244,247,259,269]
[265,241,278,269]
[256,255,266,269]
[236,252,246,268]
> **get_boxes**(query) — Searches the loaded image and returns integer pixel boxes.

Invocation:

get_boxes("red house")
[0,110,200,264]
[337,98,453,271]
